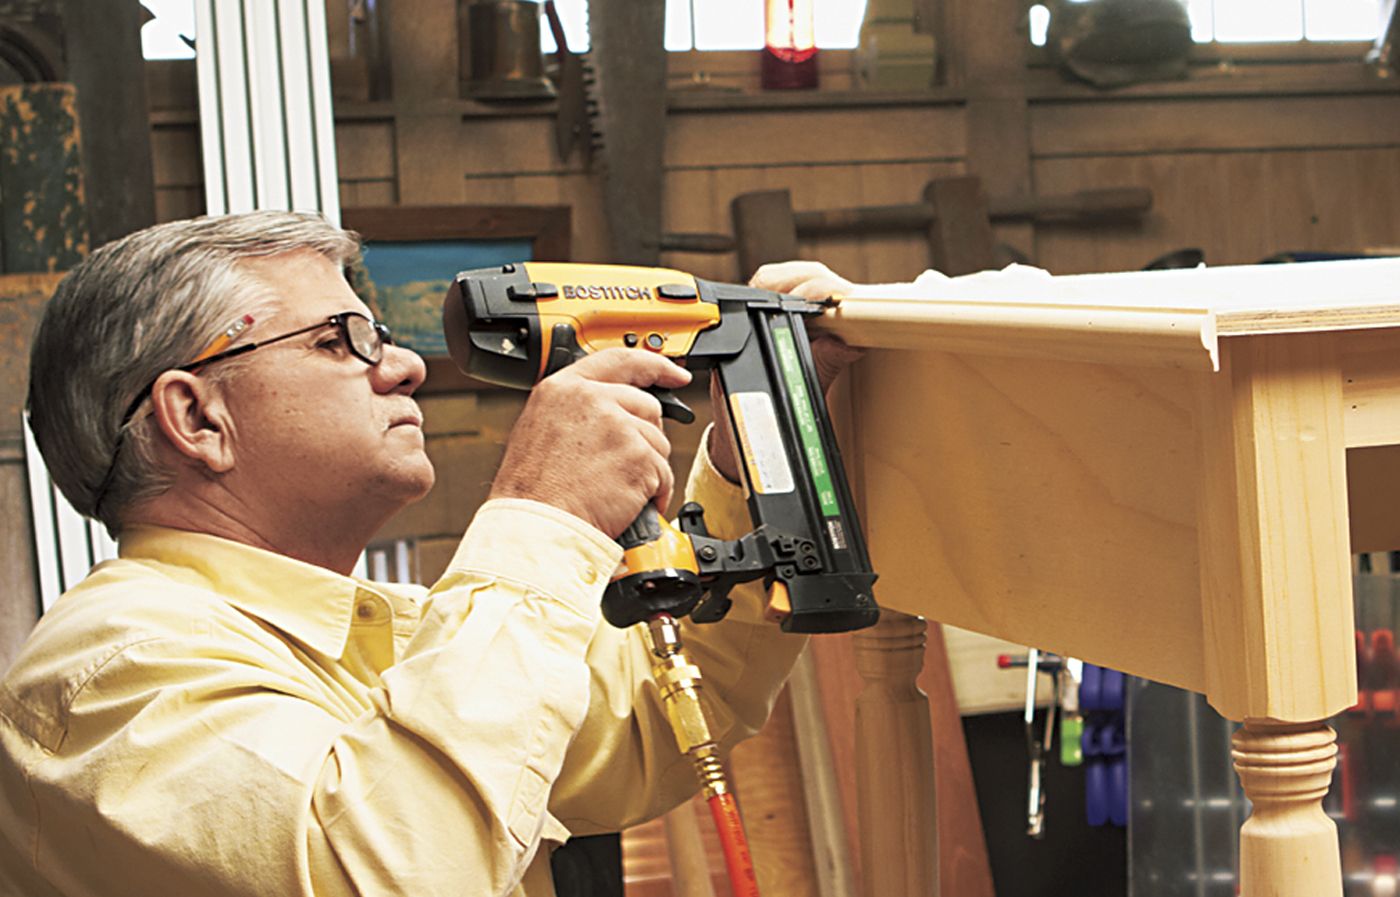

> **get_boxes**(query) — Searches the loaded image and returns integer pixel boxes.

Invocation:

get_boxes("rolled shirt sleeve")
[1,501,622,897]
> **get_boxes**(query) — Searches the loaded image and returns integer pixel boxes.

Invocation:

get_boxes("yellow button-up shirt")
[0,447,805,896]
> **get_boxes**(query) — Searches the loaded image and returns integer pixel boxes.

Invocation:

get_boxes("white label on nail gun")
[730,392,795,495]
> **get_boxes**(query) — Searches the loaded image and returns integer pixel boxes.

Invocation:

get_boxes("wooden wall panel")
[1031,94,1400,158]
[667,106,964,169]
[336,121,397,181]
[151,123,206,223]
[1033,147,1400,275]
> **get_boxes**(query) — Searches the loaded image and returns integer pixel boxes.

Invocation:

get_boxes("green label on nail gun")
[773,324,840,519]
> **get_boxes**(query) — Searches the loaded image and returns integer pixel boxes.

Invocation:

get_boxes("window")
[1029,0,1383,47]
[542,0,868,53]
[141,0,196,60]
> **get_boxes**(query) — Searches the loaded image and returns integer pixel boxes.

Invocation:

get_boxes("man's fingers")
[602,382,665,428]
[568,347,692,389]
[653,457,676,515]
[749,260,834,292]
[789,276,854,304]
[809,334,865,394]
[750,260,855,305]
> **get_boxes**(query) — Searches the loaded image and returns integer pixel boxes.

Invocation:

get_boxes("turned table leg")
[853,610,938,897]
[1232,718,1342,897]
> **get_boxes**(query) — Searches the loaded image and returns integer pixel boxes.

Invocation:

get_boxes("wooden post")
[1232,719,1342,897]
[730,189,800,281]
[60,0,156,247]
[923,177,996,276]
[853,610,938,897]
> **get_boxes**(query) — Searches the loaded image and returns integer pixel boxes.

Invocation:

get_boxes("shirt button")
[356,602,376,620]
[582,565,598,584]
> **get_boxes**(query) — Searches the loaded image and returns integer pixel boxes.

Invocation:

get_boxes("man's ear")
[148,371,235,474]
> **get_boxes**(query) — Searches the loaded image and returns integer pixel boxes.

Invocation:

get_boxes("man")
[0,210,856,896]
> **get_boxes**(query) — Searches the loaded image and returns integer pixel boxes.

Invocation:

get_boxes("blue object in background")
[360,238,534,356]
[1082,663,1128,828]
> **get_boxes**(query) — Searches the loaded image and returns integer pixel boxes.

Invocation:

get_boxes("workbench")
[824,258,1400,897]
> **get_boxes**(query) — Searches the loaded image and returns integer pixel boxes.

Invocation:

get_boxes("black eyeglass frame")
[94,311,393,514]
[116,311,393,426]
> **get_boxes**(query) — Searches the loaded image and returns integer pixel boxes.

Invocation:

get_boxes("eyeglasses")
[94,311,394,513]
[116,311,393,426]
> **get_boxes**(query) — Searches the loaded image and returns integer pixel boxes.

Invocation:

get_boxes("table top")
[834,258,1400,371]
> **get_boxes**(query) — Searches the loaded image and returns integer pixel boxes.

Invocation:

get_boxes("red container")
[761,0,818,90]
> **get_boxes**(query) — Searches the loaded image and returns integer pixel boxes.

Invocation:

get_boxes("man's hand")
[707,261,865,485]
[491,348,692,539]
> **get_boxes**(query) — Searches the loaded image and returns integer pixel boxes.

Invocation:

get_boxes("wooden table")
[823,258,1400,897]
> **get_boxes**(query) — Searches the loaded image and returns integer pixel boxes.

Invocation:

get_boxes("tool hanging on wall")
[543,0,596,168]
[586,0,669,265]
[461,0,556,100]
[998,650,1088,837]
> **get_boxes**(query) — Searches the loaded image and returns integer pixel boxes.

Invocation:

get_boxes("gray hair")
[27,210,361,536]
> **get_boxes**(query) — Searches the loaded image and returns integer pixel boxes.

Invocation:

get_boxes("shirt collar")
[117,525,395,660]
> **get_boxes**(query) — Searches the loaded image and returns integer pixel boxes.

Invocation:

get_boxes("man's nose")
[374,343,427,393]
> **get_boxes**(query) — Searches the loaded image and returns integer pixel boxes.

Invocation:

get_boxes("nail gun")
[442,262,879,635]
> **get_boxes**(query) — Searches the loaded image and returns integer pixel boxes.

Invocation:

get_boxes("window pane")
[541,0,591,53]
[1029,4,1051,46]
[142,0,196,60]
[1212,0,1304,42]
[1304,0,1381,39]
[1186,0,1216,41]
[665,0,695,50]
[694,0,764,49]
[815,0,867,49]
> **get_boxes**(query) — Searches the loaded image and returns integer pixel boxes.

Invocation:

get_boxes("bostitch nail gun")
[442,262,879,635]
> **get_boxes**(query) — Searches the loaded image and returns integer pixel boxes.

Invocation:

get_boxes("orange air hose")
[708,790,760,897]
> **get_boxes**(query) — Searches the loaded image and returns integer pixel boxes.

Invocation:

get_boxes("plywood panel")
[852,348,1207,694]
[155,187,206,223]
[856,160,965,282]
[550,173,608,263]
[667,106,965,169]
[339,180,396,209]
[386,0,456,100]
[336,120,397,181]
[775,163,869,283]
[1033,147,1400,275]
[690,165,775,282]
[398,115,466,206]
[660,167,725,276]
[461,174,521,206]
[459,116,566,177]
[1031,94,1400,158]
[150,124,204,187]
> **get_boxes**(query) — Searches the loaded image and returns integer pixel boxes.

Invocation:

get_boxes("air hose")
[645,614,761,897]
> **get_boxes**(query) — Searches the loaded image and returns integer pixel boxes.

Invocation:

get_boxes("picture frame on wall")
[341,204,571,391]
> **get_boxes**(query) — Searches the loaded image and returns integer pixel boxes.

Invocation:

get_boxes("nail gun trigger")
[651,388,695,424]
[543,323,586,377]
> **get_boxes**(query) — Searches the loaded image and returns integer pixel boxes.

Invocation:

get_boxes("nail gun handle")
[618,504,663,550]
[602,505,705,629]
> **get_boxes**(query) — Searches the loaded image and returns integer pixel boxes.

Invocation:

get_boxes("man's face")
[216,250,434,526]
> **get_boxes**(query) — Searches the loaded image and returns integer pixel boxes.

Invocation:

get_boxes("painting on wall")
[341,205,571,365]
